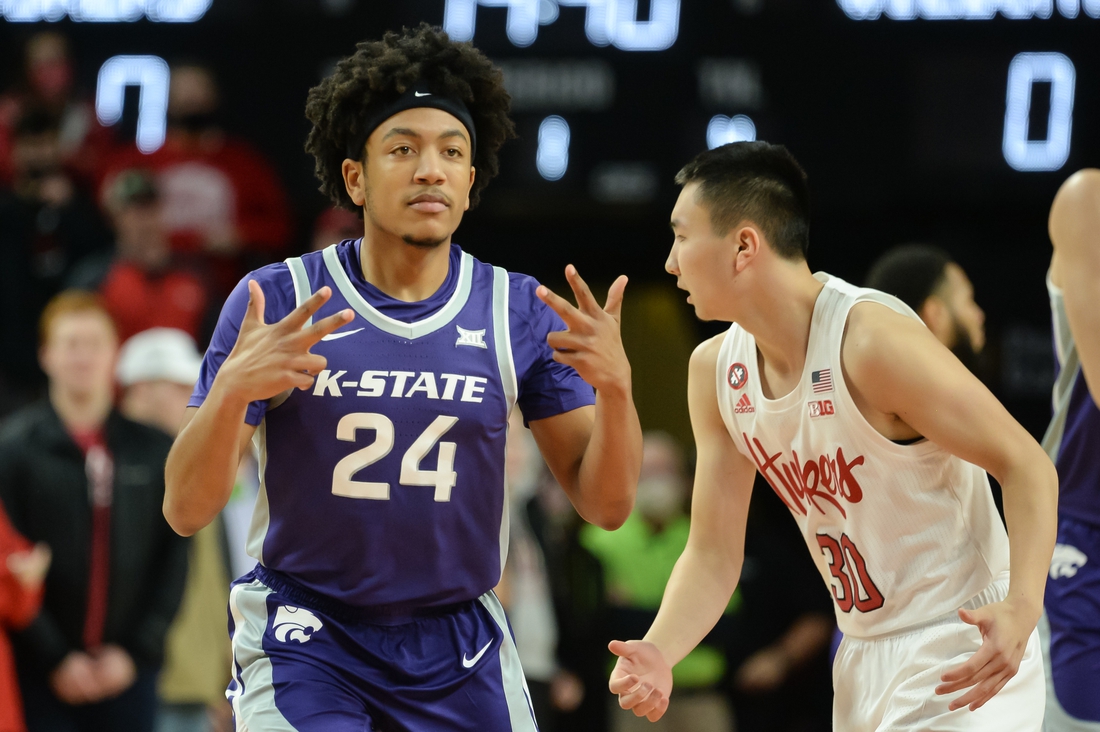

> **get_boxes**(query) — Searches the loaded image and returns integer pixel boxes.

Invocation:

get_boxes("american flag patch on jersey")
[811,369,833,393]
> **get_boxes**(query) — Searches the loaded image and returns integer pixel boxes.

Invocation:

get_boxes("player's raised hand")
[219,280,354,403]
[537,265,630,394]
[934,600,1035,711]
[608,640,673,722]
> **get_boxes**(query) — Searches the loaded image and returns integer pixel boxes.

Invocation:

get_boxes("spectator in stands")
[311,206,362,252]
[0,292,189,732]
[99,62,291,293]
[582,432,738,732]
[865,244,986,369]
[1,505,51,732]
[68,170,209,344]
[115,329,231,732]
[0,32,112,188]
[0,109,110,414]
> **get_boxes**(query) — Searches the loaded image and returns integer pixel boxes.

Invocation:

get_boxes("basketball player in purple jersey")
[163,25,642,731]
[608,142,1055,730]
[1042,168,1100,732]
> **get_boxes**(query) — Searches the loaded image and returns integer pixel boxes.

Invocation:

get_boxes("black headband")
[346,83,477,161]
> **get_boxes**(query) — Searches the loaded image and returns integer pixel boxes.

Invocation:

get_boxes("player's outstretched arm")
[608,336,756,722]
[841,303,1058,712]
[529,265,641,530]
[163,281,352,536]
[1049,168,1100,404]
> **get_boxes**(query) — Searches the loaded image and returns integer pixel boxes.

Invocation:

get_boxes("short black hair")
[675,141,811,260]
[865,244,953,312]
[305,23,516,210]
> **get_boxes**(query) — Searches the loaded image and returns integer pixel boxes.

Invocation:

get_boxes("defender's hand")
[218,280,353,403]
[935,600,1035,711]
[537,266,630,394]
[608,640,673,722]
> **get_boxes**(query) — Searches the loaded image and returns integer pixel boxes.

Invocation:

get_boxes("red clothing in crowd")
[99,136,291,256]
[99,262,208,344]
[0,505,44,732]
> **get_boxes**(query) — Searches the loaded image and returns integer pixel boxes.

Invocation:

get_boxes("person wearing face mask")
[864,245,986,372]
[0,32,114,189]
[582,432,739,732]
[97,63,291,295]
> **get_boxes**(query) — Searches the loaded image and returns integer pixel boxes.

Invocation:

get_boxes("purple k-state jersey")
[191,241,594,608]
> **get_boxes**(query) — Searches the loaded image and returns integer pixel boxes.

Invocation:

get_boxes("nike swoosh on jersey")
[462,640,493,668]
[321,328,364,342]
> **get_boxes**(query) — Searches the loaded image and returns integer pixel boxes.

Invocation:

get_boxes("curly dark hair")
[305,23,515,210]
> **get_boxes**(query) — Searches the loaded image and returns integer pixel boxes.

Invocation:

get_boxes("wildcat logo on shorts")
[1050,543,1088,579]
[808,400,835,418]
[273,606,324,644]
[728,363,749,390]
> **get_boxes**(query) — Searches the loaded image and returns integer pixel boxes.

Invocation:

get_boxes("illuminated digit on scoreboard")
[707,114,756,149]
[95,55,170,154]
[1002,52,1075,172]
[537,115,570,181]
[444,0,680,50]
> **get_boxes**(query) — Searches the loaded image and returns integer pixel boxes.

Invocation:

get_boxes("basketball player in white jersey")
[607,141,1056,730]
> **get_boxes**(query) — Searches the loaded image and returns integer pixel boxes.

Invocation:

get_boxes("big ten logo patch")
[808,400,834,418]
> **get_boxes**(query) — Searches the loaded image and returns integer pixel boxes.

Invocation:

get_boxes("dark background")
[3,0,1096,436]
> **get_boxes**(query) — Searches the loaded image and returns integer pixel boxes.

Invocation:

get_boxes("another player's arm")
[842,303,1058,712]
[1049,168,1100,403]
[163,282,352,536]
[607,335,757,721]
[530,266,641,530]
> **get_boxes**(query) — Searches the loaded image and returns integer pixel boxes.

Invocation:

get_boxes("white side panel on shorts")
[227,580,297,731]
[479,591,539,732]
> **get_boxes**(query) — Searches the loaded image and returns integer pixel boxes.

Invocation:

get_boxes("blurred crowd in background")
[0,30,1013,732]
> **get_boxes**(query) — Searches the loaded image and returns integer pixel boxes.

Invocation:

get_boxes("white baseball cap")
[116,328,203,387]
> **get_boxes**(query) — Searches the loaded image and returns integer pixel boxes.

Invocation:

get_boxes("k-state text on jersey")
[312,369,490,402]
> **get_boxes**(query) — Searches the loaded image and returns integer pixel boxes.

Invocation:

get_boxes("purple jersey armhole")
[189,264,296,426]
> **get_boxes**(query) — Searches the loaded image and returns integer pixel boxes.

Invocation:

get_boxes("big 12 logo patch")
[808,400,835,418]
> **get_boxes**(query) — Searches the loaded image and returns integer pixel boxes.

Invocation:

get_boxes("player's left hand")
[935,599,1036,711]
[537,265,630,394]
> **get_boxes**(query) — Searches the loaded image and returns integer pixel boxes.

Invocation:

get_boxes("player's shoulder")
[1050,168,1100,258]
[691,333,726,368]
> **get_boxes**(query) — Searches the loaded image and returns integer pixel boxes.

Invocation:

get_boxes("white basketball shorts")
[833,573,1045,731]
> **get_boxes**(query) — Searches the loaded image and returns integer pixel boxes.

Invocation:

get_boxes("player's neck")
[741,266,824,379]
[358,229,452,303]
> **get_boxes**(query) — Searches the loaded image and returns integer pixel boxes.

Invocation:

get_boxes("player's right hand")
[608,640,673,722]
[219,280,353,404]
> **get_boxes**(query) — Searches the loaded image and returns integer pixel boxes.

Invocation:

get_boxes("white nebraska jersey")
[717,273,1010,638]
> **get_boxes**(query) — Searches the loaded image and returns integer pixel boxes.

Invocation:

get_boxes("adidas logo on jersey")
[734,393,755,414]
[273,606,324,644]
[808,400,835,418]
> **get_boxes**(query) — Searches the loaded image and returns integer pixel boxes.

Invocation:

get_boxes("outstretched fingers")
[536,285,584,329]
[240,280,267,334]
[280,286,336,332]
[564,265,601,316]
[294,308,356,347]
[603,275,628,319]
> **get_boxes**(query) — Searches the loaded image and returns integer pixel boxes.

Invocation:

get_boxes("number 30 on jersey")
[331,413,459,502]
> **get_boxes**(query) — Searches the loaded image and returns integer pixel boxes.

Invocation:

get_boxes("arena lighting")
[1002,52,1075,172]
[444,0,680,51]
[536,116,570,181]
[1,0,213,22]
[707,114,756,150]
[836,0,1098,19]
[95,55,170,154]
